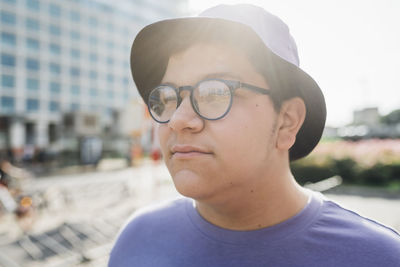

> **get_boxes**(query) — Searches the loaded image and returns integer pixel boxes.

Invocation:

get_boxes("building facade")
[0,0,186,161]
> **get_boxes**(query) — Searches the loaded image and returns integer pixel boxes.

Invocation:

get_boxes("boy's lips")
[170,144,213,159]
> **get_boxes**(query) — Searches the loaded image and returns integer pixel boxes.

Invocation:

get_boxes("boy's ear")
[275,97,306,151]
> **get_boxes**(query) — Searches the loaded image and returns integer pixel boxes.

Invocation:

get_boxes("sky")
[187,0,400,127]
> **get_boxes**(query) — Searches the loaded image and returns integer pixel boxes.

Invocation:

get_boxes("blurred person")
[109,4,400,266]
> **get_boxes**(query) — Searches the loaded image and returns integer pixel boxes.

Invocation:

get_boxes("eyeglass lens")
[148,80,232,122]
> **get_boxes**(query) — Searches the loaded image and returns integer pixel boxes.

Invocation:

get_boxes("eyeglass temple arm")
[240,82,270,95]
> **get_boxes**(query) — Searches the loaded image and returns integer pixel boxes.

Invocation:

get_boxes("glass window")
[89,16,98,27]
[1,11,16,25]
[107,41,114,49]
[49,101,60,112]
[26,38,39,51]
[70,30,80,40]
[1,32,16,47]
[27,78,39,90]
[26,58,40,71]
[107,90,113,99]
[107,57,114,65]
[89,36,97,46]
[70,10,80,22]
[70,103,79,111]
[70,48,80,59]
[26,98,39,111]
[49,43,61,54]
[1,53,16,67]
[26,18,40,31]
[70,85,80,95]
[26,0,40,11]
[89,53,97,62]
[123,89,130,100]
[89,87,98,97]
[3,0,17,5]
[107,74,114,83]
[49,3,61,17]
[49,24,61,36]
[123,77,129,85]
[49,62,61,74]
[107,22,114,32]
[70,67,80,77]
[89,70,97,79]
[1,74,15,88]
[50,82,61,94]
[1,96,14,111]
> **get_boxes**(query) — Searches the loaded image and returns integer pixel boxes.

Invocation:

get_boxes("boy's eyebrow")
[160,72,243,87]
[201,72,242,81]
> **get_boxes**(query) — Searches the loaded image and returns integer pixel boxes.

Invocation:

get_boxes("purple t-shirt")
[109,191,400,266]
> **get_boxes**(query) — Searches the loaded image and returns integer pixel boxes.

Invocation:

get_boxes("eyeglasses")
[148,78,270,123]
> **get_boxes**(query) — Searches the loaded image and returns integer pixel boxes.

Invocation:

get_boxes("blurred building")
[0,0,187,162]
[338,107,400,140]
[353,107,380,126]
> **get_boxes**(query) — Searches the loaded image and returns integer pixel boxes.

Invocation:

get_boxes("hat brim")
[130,17,326,161]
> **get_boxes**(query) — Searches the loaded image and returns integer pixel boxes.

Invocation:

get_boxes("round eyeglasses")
[147,78,271,123]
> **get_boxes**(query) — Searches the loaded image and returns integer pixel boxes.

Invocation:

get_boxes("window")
[49,101,60,112]
[49,63,61,74]
[1,32,16,47]
[107,41,114,49]
[49,3,61,17]
[107,23,114,32]
[89,70,97,79]
[70,31,80,40]
[70,85,80,95]
[107,57,114,65]
[70,67,80,77]
[89,16,98,27]
[89,36,97,46]
[1,11,16,25]
[1,53,16,67]
[70,10,80,22]
[26,98,39,111]
[70,103,79,111]
[107,90,113,99]
[70,48,80,59]
[49,24,61,36]
[1,74,15,88]
[107,74,114,83]
[26,38,39,51]
[27,78,39,91]
[50,82,61,94]
[26,18,40,31]
[49,43,61,54]
[26,58,40,71]
[26,0,40,11]
[89,87,98,97]
[2,0,17,5]
[89,53,97,62]
[123,89,130,100]
[1,96,14,112]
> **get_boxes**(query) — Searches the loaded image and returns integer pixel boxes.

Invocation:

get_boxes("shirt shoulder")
[311,194,400,264]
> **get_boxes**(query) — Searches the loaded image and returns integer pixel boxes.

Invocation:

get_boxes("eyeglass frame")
[147,78,271,123]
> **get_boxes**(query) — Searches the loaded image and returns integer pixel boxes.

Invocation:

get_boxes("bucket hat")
[130,4,326,161]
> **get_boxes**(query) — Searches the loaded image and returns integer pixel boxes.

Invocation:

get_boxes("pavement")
[0,161,399,266]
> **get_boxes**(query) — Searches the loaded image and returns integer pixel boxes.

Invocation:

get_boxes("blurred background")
[0,0,399,266]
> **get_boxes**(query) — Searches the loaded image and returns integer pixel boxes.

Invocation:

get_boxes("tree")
[381,109,400,125]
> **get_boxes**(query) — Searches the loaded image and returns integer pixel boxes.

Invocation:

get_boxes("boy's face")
[158,42,279,203]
